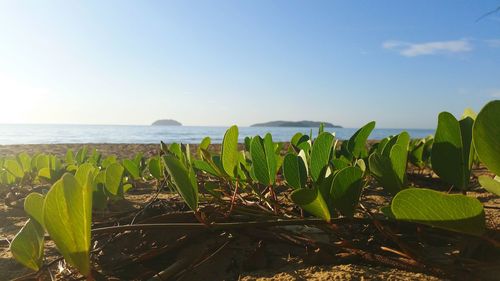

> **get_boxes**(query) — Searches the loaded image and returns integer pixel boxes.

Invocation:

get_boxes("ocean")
[0,124,434,145]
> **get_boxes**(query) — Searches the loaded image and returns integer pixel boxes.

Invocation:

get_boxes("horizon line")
[0,122,435,130]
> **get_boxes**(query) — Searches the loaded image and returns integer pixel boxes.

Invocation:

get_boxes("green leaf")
[391,188,485,236]
[133,153,143,168]
[221,125,239,178]
[473,100,500,176]
[43,173,92,276]
[198,137,211,158]
[310,132,334,182]
[148,157,162,179]
[283,153,307,189]
[35,154,50,171]
[192,160,219,176]
[4,159,24,179]
[17,153,32,173]
[462,107,477,120]
[105,163,124,196]
[93,185,108,211]
[168,143,185,163]
[24,193,45,227]
[163,155,198,211]
[368,151,404,195]
[75,163,96,187]
[38,168,52,181]
[390,144,407,186]
[10,219,45,271]
[347,121,376,159]
[332,157,350,170]
[250,136,271,185]
[478,175,500,196]
[66,149,75,165]
[330,166,365,217]
[75,146,88,165]
[101,155,117,169]
[123,159,140,180]
[432,112,470,189]
[263,133,277,184]
[459,117,475,176]
[290,188,331,221]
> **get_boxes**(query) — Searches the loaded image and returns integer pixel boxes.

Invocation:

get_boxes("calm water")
[0,124,434,145]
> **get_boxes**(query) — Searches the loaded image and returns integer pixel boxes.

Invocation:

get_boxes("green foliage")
[408,136,433,169]
[163,154,198,211]
[282,153,307,189]
[43,173,93,276]
[148,157,162,180]
[330,166,365,217]
[123,159,141,180]
[290,188,330,221]
[10,219,45,271]
[347,121,376,159]
[10,192,46,271]
[369,132,409,194]
[250,134,278,185]
[6,101,499,275]
[17,152,32,174]
[24,193,45,227]
[4,159,24,179]
[221,125,239,178]
[105,163,125,196]
[478,176,500,196]
[198,137,211,158]
[310,132,334,182]
[432,112,474,190]
[473,100,500,176]
[391,188,485,236]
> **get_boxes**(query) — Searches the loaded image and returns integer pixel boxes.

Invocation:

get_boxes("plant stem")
[91,218,373,235]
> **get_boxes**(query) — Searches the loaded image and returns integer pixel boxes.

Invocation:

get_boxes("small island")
[151,119,182,126]
[250,120,342,128]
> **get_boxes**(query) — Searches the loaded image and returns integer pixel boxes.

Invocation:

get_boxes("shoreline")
[0,141,381,159]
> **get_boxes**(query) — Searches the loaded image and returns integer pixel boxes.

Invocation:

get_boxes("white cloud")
[383,39,472,57]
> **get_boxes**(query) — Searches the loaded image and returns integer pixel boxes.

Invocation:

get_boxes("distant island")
[151,119,182,126]
[251,120,342,128]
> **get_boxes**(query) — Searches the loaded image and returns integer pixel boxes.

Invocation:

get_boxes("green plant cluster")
[3,100,499,277]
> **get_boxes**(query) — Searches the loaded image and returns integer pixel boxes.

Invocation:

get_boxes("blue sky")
[0,1,499,128]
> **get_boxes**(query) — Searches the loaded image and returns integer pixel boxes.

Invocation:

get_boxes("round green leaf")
[24,193,45,227]
[290,188,331,221]
[250,136,271,185]
[123,159,140,180]
[391,188,485,236]
[43,173,92,276]
[283,153,307,190]
[221,125,239,178]
[4,159,24,179]
[105,163,124,196]
[473,100,500,176]
[347,121,375,159]
[432,112,469,189]
[10,219,45,271]
[478,175,500,196]
[330,166,364,217]
[310,132,334,182]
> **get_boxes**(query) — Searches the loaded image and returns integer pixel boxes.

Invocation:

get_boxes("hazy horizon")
[0,121,435,130]
[1,1,499,128]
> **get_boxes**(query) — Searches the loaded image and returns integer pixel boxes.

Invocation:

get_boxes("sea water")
[0,124,434,145]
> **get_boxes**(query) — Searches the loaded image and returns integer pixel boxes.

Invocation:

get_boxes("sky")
[0,1,499,129]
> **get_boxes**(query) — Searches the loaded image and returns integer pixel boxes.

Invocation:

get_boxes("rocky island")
[250,120,341,128]
[151,119,182,126]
